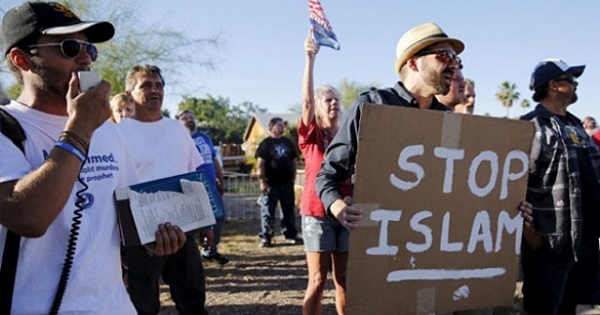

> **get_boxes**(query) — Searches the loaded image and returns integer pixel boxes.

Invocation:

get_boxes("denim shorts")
[301,215,349,252]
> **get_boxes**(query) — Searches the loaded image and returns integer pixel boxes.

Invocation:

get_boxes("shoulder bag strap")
[0,106,25,315]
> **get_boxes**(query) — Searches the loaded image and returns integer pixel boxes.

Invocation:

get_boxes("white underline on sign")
[386,268,506,282]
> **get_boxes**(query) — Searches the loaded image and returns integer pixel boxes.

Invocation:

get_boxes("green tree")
[520,99,530,111]
[287,103,301,114]
[283,79,376,113]
[0,0,220,98]
[0,80,7,104]
[177,95,266,144]
[6,84,20,101]
[337,79,377,109]
[495,81,520,118]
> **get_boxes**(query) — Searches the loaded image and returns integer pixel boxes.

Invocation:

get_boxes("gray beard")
[423,66,449,95]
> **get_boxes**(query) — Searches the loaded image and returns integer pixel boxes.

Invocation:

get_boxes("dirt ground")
[158,217,334,315]
[155,218,530,315]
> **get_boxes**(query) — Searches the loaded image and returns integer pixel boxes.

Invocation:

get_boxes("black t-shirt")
[256,136,297,186]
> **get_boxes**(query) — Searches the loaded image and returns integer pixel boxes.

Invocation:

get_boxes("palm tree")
[520,99,530,111]
[495,81,520,118]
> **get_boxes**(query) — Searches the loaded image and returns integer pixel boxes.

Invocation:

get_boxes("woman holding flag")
[298,29,347,315]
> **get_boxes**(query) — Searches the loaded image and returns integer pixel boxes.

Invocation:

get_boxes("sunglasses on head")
[415,48,461,66]
[28,39,98,61]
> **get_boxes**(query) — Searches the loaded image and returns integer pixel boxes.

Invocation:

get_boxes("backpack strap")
[0,107,26,152]
[0,233,21,315]
[0,106,25,315]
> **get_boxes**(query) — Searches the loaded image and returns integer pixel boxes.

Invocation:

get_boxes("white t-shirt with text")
[0,101,138,315]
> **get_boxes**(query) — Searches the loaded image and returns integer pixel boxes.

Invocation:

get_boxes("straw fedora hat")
[394,22,464,74]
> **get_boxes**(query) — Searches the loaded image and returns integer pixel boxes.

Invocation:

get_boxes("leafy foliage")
[4,82,17,102]
[337,78,377,109]
[286,78,376,113]
[0,0,220,98]
[495,81,521,118]
[177,95,267,144]
[0,81,7,104]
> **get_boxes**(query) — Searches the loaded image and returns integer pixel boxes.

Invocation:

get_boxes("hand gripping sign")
[346,105,534,315]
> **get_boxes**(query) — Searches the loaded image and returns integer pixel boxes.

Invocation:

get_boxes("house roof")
[243,112,300,141]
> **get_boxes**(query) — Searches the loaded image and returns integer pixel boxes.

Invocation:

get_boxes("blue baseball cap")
[530,59,584,99]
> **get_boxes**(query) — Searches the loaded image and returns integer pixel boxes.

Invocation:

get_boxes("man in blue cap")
[520,59,600,314]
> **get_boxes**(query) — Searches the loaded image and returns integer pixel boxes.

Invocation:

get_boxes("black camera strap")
[0,107,26,315]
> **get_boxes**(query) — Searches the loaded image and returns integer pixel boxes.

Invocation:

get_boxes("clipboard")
[114,171,218,247]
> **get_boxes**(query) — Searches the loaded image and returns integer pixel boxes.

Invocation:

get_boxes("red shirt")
[298,118,333,217]
[593,130,600,147]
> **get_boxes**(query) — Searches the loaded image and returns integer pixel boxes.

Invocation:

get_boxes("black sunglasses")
[28,39,98,61]
[415,48,461,66]
[554,76,577,85]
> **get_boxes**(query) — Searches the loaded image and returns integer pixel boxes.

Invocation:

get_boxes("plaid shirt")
[521,104,600,259]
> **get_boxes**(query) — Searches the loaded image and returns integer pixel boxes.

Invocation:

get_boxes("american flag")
[308,0,340,50]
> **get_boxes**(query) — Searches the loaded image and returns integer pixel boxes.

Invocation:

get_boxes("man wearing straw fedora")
[316,22,463,229]
[316,22,503,315]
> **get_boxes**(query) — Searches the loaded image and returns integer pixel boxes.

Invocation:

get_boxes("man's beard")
[570,92,578,104]
[186,121,196,132]
[29,60,50,92]
[30,58,68,96]
[422,63,449,95]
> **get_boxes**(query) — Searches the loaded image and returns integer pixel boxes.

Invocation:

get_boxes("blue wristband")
[54,141,86,162]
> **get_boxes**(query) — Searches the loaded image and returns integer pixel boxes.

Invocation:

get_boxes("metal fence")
[222,172,261,220]
[222,170,305,220]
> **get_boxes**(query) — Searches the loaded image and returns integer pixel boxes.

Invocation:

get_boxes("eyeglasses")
[178,113,195,120]
[28,39,98,61]
[554,76,577,85]
[415,48,461,66]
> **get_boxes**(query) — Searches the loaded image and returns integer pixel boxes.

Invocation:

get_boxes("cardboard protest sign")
[346,105,534,315]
